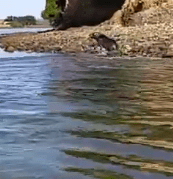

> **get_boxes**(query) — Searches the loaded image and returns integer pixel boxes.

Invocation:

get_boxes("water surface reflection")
[0,53,173,179]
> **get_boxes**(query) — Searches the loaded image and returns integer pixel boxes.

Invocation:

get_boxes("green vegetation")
[65,168,133,179]
[4,16,36,27]
[41,0,61,21]
[8,21,24,28]
[64,149,173,176]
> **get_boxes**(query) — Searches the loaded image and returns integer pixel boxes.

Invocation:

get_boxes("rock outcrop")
[53,0,125,30]
[121,0,173,26]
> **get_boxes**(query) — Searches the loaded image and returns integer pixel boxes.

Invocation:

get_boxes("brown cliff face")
[53,0,125,30]
[121,0,173,26]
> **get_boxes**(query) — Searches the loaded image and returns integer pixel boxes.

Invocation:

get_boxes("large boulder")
[53,0,125,30]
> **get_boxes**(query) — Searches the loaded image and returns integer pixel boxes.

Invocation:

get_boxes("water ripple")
[0,51,173,178]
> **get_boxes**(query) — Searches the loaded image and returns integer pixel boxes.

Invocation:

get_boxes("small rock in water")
[168,44,173,50]
[0,43,4,48]
[53,46,61,52]
[26,50,32,53]
[5,46,15,53]
[107,50,119,56]
[162,52,173,58]
[163,44,173,58]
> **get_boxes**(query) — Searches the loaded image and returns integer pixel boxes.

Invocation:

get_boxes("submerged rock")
[163,44,173,57]
[0,43,3,48]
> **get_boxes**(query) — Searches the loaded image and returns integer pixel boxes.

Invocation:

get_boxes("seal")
[89,32,118,51]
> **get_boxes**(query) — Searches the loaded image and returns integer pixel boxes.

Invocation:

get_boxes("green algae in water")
[64,149,173,175]
[60,111,120,125]
[67,130,146,144]
[65,168,133,179]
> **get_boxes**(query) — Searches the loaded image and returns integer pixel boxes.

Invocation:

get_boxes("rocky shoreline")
[1,1,173,58]
[0,22,172,58]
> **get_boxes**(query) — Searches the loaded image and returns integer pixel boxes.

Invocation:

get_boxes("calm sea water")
[0,29,173,179]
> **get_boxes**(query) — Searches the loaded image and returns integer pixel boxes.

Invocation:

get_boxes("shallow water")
[0,30,173,179]
[0,28,51,35]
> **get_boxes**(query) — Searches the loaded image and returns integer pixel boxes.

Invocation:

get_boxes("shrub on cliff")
[41,0,61,20]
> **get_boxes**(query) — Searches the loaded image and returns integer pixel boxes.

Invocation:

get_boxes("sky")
[0,0,46,19]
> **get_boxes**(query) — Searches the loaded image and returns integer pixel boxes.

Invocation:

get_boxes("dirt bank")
[1,0,173,58]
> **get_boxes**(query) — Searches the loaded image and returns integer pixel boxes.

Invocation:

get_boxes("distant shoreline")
[0,19,51,29]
